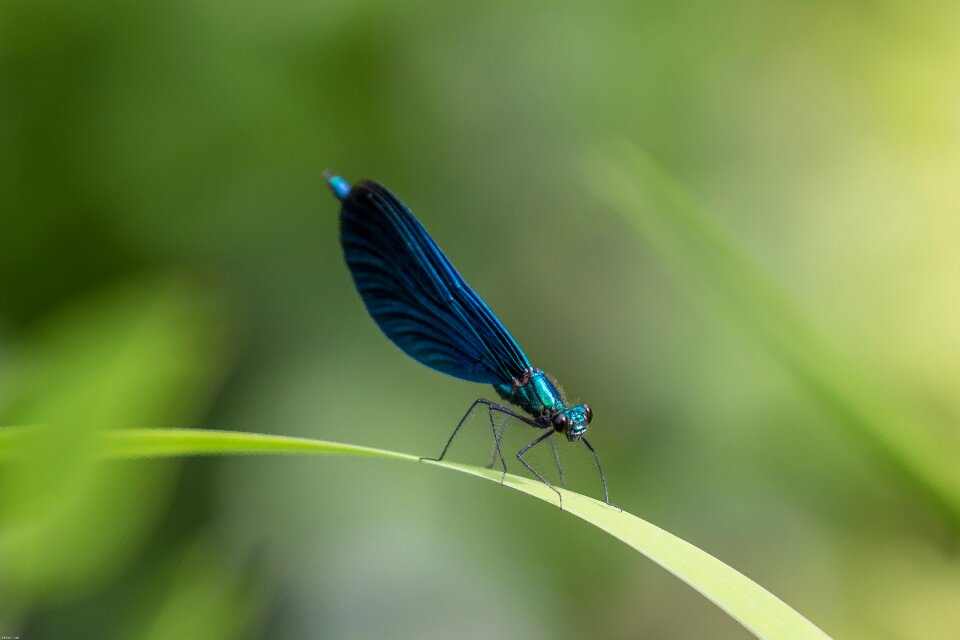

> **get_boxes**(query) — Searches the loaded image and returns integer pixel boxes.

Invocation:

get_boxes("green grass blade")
[584,141,960,531]
[0,426,831,640]
[103,427,417,461]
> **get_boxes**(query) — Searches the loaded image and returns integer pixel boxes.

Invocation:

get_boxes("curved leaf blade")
[0,426,834,640]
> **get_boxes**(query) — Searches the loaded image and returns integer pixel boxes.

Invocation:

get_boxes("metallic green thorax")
[495,369,565,417]
[495,368,593,441]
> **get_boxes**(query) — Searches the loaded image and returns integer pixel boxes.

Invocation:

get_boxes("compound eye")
[583,404,593,424]
[552,413,569,432]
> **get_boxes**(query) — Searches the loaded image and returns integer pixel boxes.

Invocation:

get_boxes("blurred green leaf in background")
[2,0,960,637]
[587,142,960,533]
[0,277,260,638]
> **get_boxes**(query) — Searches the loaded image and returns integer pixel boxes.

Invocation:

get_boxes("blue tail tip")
[324,170,351,201]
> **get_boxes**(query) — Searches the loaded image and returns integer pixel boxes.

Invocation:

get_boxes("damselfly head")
[553,403,593,442]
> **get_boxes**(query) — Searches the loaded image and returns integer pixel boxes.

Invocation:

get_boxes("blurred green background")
[2,0,960,638]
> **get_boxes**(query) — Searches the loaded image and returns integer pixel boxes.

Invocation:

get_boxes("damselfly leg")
[549,435,566,488]
[483,410,510,470]
[483,409,566,488]
[517,430,563,508]
[582,437,619,509]
[423,398,538,483]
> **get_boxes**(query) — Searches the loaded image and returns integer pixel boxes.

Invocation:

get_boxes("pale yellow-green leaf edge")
[0,427,831,639]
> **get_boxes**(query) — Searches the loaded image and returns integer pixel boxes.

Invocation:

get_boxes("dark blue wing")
[338,179,531,385]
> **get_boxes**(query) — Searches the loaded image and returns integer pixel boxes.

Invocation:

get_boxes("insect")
[326,171,610,506]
